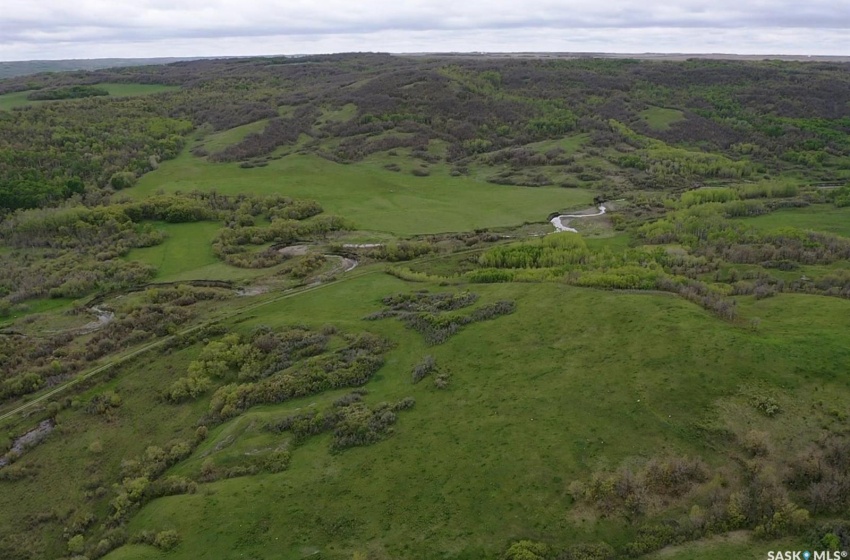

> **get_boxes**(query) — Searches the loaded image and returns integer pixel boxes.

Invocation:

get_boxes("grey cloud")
[1,0,849,60]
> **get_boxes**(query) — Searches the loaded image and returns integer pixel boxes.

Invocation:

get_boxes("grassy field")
[734,204,850,237]
[3,137,846,560]
[524,133,590,154]
[50,276,843,560]
[198,120,269,154]
[131,150,595,235]
[0,296,76,327]
[123,221,273,282]
[639,107,686,131]
[317,103,358,124]
[6,55,850,560]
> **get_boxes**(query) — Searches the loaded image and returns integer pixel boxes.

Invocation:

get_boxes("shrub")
[154,529,181,551]
[558,542,615,560]
[366,292,515,345]
[742,430,772,457]
[752,394,782,417]
[503,540,550,560]
[392,397,416,411]
[263,450,292,473]
[67,534,85,554]
[622,523,682,556]
[434,372,451,389]
[412,355,437,383]
[109,172,138,190]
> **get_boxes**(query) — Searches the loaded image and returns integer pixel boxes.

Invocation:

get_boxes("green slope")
[81,277,850,560]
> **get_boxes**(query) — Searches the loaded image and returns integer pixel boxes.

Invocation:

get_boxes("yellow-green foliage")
[680,183,799,208]
[646,146,754,179]
[736,182,799,199]
[680,188,738,207]
[478,233,590,269]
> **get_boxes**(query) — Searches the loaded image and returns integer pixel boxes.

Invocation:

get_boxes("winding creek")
[549,205,607,233]
[269,205,609,283]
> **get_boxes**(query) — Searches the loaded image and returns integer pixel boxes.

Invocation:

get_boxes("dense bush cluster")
[0,286,219,403]
[471,233,738,318]
[828,185,850,207]
[266,390,415,451]
[214,214,347,268]
[502,539,616,560]
[361,240,436,262]
[0,97,191,211]
[569,456,710,518]
[0,205,164,302]
[208,106,318,162]
[26,85,110,100]
[365,291,515,344]
[197,449,291,482]
[411,355,437,384]
[639,214,850,266]
[786,435,850,515]
[84,303,194,361]
[0,192,334,305]
[108,439,197,524]
[165,326,332,403]
[164,325,391,422]
[554,438,844,558]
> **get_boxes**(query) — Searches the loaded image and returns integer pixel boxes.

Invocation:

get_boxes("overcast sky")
[2,0,849,61]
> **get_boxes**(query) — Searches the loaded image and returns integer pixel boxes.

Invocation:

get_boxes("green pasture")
[198,119,269,154]
[131,151,594,235]
[318,103,358,124]
[639,107,686,131]
[734,204,850,237]
[0,83,178,110]
[0,296,76,327]
[122,221,272,283]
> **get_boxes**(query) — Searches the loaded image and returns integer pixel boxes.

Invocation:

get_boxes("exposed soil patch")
[342,243,384,249]
[278,245,311,257]
[0,418,55,468]
[236,286,270,297]
[78,306,114,334]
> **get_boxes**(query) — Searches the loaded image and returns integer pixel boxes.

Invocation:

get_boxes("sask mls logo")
[767,552,848,560]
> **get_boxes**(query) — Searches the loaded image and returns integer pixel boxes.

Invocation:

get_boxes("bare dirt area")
[0,418,55,468]
[78,306,115,334]
[278,245,311,257]
[235,286,270,297]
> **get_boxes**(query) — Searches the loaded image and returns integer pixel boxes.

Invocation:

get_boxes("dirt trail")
[325,254,358,274]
